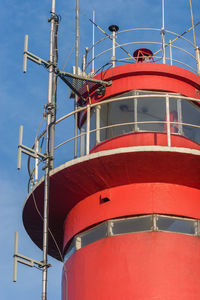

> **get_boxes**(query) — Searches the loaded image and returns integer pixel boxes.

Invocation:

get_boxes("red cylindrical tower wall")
[61,64,200,299]
[63,233,200,300]
[22,63,200,300]
[62,162,200,299]
[63,182,200,246]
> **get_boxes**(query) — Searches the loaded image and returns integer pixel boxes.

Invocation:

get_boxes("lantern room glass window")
[81,90,200,152]
[156,215,196,235]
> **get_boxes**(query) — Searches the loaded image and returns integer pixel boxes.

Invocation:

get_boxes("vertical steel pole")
[161,0,165,64]
[41,1,56,300]
[48,0,57,169]
[92,10,95,73]
[50,12,59,169]
[161,31,166,64]
[169,40,173,65]
[189,0,200,75]
[112,31,116,67]
[86,105,90,155]
[42,137,50,300]
[74,0,79,158]
[75,0,79,78]
[162,0,165,30]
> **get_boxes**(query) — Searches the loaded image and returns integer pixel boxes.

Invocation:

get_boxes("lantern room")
[78,62,200,154]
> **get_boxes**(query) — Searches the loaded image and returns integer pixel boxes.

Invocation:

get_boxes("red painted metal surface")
[63,183,200,248]
[78,63,200,127]
[90,132,200,153]
[22,132,200,259]
[63,232,200,300]
[23,132,200,259]
[93,63,200,100]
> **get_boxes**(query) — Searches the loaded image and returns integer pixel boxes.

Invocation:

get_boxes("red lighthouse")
[20,5,200,300]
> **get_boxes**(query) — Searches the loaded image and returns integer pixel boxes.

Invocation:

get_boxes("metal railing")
[30,93,200,185]
[83,27,200,75]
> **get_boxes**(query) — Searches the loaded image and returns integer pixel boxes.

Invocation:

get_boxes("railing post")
[80,127,86,157]
[86,105,90,155]
[169,40,173,66]
[112,30,116,68]
[161,28,166,64]
[166,94,171,147]
[82,54,86,76]
[161,0,166,64]
[195,47,200,75]
[108,25,119,68]
[96,104,101,144]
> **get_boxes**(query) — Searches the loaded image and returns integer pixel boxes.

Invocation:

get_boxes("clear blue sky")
[0,0,199,299]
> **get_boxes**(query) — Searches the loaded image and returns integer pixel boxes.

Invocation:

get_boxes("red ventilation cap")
[133,48,154,63]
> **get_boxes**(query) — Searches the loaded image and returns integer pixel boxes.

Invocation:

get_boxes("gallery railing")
[29,93,200,186]
[82,28,200,75]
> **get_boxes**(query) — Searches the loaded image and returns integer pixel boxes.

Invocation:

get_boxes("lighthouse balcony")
[23,80,200,261]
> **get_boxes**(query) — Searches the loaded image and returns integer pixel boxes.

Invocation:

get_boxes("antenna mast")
[74,0,79,158]
[161,0,166,64]
[189,0,200,75]
[42,0,58,299]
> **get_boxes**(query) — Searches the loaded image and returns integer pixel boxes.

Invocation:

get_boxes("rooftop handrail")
[83,27,198,75]
[86,28,195,55]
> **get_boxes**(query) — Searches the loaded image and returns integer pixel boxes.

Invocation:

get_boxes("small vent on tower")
[100,196,110,204]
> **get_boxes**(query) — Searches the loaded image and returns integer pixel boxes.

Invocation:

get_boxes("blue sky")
[0,0,200,299]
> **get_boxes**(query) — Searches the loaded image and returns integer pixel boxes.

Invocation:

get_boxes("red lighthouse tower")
[20,6,200,300]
